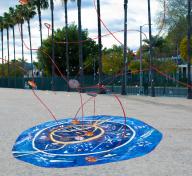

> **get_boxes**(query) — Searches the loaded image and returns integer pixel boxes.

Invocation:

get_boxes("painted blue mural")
[12,115,162,168]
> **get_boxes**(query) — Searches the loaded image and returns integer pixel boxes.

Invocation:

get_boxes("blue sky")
[0,0,160,62]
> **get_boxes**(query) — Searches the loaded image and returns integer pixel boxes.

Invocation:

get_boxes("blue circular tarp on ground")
[12,115,162,168]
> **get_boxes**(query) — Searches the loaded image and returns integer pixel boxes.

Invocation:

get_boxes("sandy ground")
[0,88,192,176]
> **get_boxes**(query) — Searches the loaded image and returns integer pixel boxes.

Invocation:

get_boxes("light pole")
[187,0,192,99]
[147,0,155,97]
[139,24,151,95]
[121,0,128,95]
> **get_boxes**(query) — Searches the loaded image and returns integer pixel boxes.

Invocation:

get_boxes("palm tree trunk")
[187,0,192,99]
[6,27,10,87]
[97,0,105,94]
[21,23,25,87]
[1,29,4,77]
[50,0,55,90]
[13,26,16,88]
[97,0,102,85]
[37,0,43,46]
[37,0,45,88]
[121,0,128,95]
[77,0,84,89]
[147,0,155,97]
[27,20,34,79]
[64,0,70,91]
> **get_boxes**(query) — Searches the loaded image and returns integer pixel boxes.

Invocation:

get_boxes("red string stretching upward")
[9,0,191,131]
[16,20,127,126]
[31,89,58,123]
[17,24,59,123]
[5,0,190,161]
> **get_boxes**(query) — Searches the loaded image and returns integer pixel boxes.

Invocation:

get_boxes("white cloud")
[0,0,161,62]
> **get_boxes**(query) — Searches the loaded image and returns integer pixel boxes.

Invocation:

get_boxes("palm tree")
[3,12,11,87]
[50,0,55,90]
[0,16,4,77]
[96,0,103,91]
[143,35,166,56]
[187,0,192,99]
[29,0,49,46]
[77,0,84,89]
[15,5,25,85]
[61,0,74,91]
[121,0,128,95]
[9,7,17,87]
[23,3,37,78]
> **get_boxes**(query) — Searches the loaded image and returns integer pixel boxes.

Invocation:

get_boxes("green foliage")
[156,0,188,56]
[129,60,149,74]
[157,0,187,30]
[22,3,36,22]
[180,36,192,63]
[29,0,49,10]
[142,35,174,57]
[102,45,134,75]
[154,59,177,74]
[0,59,26,77]
[166,16,187,52]
[37,24,98,76]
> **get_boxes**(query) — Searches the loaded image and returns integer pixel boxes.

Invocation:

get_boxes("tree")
[37,24,98,76]
[129,60,149,74]
[0,59,26,77]
[166,17,187,54]
[157,0,188,57]
[23,3,37,78]
[180,36,192,63]
[9,7,17,86]
[0,16,4,77]
[15,5,25,79]
[50,0,55,90]
[141,35,175,58]
[102,45,134,75]
[77,0,84,86]
[96,0,102,85]
[158,0,187,30]
[122,0,128,95]
[61,0,75,91]
[156,60,177,74]
[3,12,11,84]
[29,0,49,46]
[102,50,123,76]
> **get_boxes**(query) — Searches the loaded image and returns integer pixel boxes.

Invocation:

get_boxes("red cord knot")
[28,80,37,89]
[71,119,80,125]
[19,0,28,5]
[85,156,97,163]
[85,131,94,137]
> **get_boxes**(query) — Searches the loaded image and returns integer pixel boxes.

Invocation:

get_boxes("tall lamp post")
[147,0,155,97]
[187,0,192,99]
[139,24,151,95]
[121,0,128,95]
